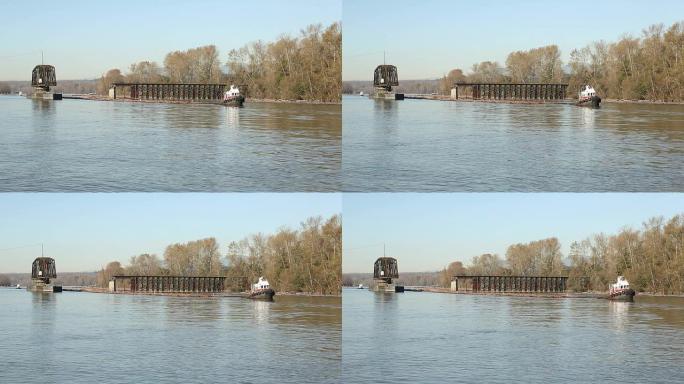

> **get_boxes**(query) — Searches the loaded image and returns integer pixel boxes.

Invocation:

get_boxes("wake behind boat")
[247,276,275,300]
[607,276,636,301]
[222,85,245,107]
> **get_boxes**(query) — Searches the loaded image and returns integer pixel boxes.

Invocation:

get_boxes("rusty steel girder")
[31,65,57,90]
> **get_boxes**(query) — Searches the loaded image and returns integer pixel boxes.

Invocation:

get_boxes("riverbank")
[77,286,340,297]
[603,98,684,105]
[414,286,602,298]
[398,286,684,299]
[62,94,340,105]
[351,92,684,105]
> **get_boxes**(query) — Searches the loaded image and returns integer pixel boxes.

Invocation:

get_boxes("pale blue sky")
[0,193,341,273]
[0,0,341,81]
[343,194,683,273]
[343,0,684,80]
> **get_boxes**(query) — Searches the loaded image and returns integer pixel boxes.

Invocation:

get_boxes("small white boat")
[359,91,364,96]
[16,284,21,289]
[577,85,601,108]
[607,276,635,301]
[18,91,24,97]
[357,284,364,289]
[248,276,275,300]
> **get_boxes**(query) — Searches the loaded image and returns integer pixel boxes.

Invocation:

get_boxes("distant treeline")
[97,215,341,295]
[0,80,98,96]
[442,21,684,101]
[342,79,441,96]
[97,22,341,102]
[342,271,441,288]
[345,21,684,102]
[0,272,97,287]
[342,213,683,295]
[438,214,684,294]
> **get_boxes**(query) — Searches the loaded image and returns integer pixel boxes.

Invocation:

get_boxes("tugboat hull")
[222,95,245,107]
[607,288,635,302]
[248,288,275,301]
[577,95,601,108]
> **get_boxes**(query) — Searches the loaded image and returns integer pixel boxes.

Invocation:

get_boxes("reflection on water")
[252,299,272,325]
[608,300,631,332]
[0,289,340,383]
[343,289,684,383]
[30,99,56,115]
[226,106,240,128]
[579,106,597,128]
[343,96,684,191]
[0,97,340,191]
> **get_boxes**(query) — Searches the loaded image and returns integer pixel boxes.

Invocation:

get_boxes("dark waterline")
[0,289,341,384]
[342,96,684,191]
[342,289,684,383]
[0,96,341,191]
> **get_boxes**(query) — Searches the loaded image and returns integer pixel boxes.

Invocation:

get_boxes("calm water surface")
[342,96,684,191]
[0,96,340,191]
[343,289,684,383]
[0,289,340,383]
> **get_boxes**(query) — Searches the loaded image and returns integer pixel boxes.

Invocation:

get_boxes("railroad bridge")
[451,275,568,293]
[452,82,568,101]
[111,83,236,102]
[110,275,228,293]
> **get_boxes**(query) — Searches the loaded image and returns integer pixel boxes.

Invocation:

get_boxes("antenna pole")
[41,243,44,257]
[383,243,386,257]
[41,51,43,65]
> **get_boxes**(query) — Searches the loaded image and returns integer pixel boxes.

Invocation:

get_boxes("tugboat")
[577,85,601,108]
[222,85,245,107]
[248,276,275,301]
[607,276,636,301]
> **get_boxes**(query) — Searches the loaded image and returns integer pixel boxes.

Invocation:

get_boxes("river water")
[0,289,341,384]
[0,96,341,191]
[342,288,684,383]
[342,96,684,191]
